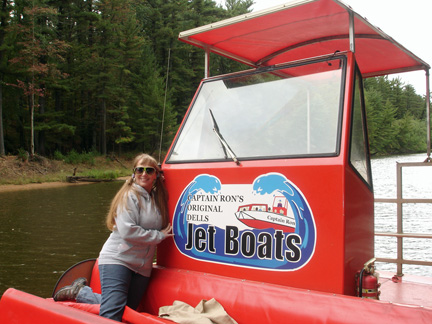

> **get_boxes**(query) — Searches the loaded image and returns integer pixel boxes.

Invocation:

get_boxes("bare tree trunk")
[0,81,4,156]
[0,0,8,156]
[30,91,35,157]
[38,95,46,155]
[101,98,107,155]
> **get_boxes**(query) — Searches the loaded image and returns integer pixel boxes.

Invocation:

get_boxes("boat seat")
[88,258,101,294]
[2,260,432,323]
[137,265,432,324]
[66,260,432,324]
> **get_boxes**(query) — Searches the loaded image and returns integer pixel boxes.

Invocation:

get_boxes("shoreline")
[0,181,97,193]
[0,177,129,193]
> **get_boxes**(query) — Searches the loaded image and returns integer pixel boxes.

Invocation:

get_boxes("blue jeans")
[76,264,150,322]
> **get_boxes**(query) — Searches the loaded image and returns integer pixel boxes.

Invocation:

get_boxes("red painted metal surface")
[179,0,429,77]
[159,162,373,295]
[379,272,432,308]
[157,52,373,296]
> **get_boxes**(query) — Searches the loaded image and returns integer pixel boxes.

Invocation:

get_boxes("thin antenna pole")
[159,48,171,164]
[426,68,431,162]
[349,9,355,53]
[204,47,210,78]
[30,0,35,157]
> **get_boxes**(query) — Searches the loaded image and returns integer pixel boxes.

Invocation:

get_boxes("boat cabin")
[1,0,431,323]
[158,0,430,297]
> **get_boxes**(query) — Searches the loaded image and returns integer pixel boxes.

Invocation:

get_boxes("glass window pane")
[350,70,372,185]
[168,59,344,162]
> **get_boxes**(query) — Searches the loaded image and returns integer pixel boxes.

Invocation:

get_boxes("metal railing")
[374,161,432,276]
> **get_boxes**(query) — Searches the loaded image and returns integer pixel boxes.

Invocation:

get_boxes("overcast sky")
[215,0,431,95]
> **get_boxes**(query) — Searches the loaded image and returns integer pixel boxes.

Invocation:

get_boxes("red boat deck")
[379,271,432,308]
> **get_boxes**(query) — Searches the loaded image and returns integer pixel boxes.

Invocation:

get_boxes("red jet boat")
[1,0,431,323]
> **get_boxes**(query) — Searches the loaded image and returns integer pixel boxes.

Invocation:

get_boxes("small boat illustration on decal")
[235,196,296,232]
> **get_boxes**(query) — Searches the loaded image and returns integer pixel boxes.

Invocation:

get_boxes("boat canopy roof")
[179,0,430,78]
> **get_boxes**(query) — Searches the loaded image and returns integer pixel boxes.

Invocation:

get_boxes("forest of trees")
[364,77,428,156]
[0,0,429,159]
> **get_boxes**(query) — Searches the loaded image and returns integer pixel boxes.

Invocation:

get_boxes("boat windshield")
[167,57,345,162]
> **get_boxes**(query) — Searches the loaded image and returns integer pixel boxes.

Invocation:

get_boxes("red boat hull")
[2,265,432,324]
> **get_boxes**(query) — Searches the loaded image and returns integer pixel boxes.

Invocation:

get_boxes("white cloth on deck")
[159,298,238,324]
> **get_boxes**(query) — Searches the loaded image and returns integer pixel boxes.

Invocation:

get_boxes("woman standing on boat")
[54,153,173,321]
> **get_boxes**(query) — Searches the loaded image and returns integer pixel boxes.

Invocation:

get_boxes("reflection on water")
[0,181,123,297]
[0,154,431,298]
[372,153,432,276]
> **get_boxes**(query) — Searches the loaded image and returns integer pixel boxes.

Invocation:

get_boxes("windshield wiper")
[209,109,240,165]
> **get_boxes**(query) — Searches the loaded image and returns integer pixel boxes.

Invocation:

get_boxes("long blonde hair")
[106,154,169,231]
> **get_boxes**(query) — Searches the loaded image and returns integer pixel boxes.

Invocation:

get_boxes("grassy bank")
[0,152,132,186]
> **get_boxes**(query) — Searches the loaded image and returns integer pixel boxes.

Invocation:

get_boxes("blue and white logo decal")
[173,173,316,270]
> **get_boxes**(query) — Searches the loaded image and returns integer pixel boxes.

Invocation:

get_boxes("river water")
[0,181,123,298]
[0,154,431,298]
[373,153,432,276]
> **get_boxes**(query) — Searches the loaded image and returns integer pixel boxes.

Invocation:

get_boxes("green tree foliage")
[0,0,13,156]
[7,0,70,156]
[224,0,254,15]
[364,77,428,155]
[0,0,246,157]
[0,0,428,159]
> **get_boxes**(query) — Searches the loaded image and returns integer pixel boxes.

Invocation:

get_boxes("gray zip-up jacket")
[98,183,165,277]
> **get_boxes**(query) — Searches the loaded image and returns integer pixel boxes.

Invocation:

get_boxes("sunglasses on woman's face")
[134,167,156,175]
